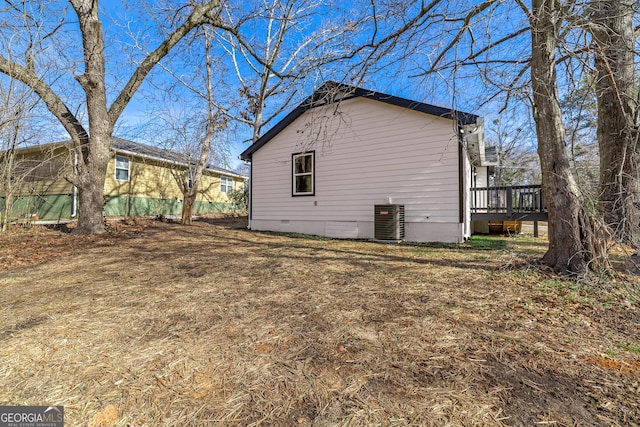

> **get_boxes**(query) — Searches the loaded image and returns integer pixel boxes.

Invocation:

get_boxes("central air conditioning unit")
[374,204,405,240]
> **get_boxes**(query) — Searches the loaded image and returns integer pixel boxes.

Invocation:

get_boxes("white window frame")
[292,151,314,196]
[220,176,234,193]
[115,155,130,181]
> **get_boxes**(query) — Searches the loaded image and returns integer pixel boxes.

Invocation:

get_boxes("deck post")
[534,221,539,238]
[506,186,513,217]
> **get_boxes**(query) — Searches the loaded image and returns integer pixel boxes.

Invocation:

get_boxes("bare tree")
[0,79,42,231]
[523,0,607,274]
[368,0,614,273]
[486,116,539,186]
[212,0,367,145]
[560,75,600,200]
[588,0,639,245]
[176,27,227,225]
[0,0,222,233]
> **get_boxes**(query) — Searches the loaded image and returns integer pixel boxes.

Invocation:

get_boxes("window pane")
[221,177,232,193]
[115,156,129,169]
[296,175,312,193]
[115,168,129,181]
[294,156,306,174]
[295,154,312,174]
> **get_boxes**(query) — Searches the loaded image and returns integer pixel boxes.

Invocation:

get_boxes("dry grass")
[0,217,638,426]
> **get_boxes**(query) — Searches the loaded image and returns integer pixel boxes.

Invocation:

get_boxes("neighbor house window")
[186,170,194,189]
[220,176,234,193]
[115,155,130,181]
[292,151,314,196]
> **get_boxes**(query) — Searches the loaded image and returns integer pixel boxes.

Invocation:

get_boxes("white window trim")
[292,151,314,196]
[115,155,130,182]
[220,176,234,193]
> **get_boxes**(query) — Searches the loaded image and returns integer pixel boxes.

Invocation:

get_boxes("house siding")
[8,146,73,196]
[102,156,242,217]
[2,143,244,221]
[250,97,466,243]
[1,194,72,221]
[102,196,236,217]
[104,156,236,203]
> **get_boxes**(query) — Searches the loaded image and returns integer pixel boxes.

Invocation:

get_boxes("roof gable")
[240,81,480,161]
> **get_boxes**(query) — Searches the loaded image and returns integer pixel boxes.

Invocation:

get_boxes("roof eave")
[239,81,481,161]
[115,148,246,179]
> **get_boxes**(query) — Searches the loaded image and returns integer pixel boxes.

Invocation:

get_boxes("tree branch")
[0,56,87,147]
[427,0,500,71]
[108,0,221,127]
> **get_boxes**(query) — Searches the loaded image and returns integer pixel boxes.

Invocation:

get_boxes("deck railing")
[470,185,548,221]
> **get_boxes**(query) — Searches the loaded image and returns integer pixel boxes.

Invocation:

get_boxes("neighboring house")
[240,81,497,243]
[1,137,246,221]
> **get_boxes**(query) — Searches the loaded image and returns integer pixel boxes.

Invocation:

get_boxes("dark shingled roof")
[111,137,245,178]
[11,137,247,179]
[240,81,480,161]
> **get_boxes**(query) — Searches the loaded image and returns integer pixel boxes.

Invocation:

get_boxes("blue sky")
[103,0,518,170]
[2,0,542,170]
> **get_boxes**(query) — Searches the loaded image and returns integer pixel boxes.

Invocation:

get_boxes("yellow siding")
[103,155,241,202]
[4,144,244,205]
[4,146,72,196]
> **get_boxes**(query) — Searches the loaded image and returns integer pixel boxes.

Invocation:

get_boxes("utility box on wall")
[374,204,405,240]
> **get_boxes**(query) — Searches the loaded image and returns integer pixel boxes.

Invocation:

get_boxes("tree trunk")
[1,149,13,232]
[71,0,111,233]
[0,1,221,234]
[74,135,111,234]
[182,191,196,225]
[530,0,607,274]
[591,0,639,245]
[180,27,217,226]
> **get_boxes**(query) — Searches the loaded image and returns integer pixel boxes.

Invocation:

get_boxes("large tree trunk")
[74,135,111,234]
[72,0,111,234]
[182,192,196,225]
[530,0,607,274]
[0,1,221,234]
[590,0,639,245]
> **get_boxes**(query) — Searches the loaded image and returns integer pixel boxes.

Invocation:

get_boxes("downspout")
[71,150,78,218]
[247,159,252,229]
[457,122,465,233]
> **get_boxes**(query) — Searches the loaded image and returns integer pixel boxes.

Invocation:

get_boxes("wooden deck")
[471,185,548,221]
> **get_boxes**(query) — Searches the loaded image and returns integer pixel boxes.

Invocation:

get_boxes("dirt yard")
[0,217,638,426]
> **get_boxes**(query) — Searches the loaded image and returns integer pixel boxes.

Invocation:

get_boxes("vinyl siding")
[4,144,244,219]
[250,97,466,242]
[5,146,73,196]
[104,156,239,203]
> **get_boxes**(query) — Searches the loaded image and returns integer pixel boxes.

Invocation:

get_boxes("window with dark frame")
[115,155,130,181]
[292,151,314,196]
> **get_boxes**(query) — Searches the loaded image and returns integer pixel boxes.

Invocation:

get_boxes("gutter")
[115,149,247,180]
[247,159,252,229]
[71,150,78,218]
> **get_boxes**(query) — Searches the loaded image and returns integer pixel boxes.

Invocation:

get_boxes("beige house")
[240,82,496,243]
[1,138,246,221]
